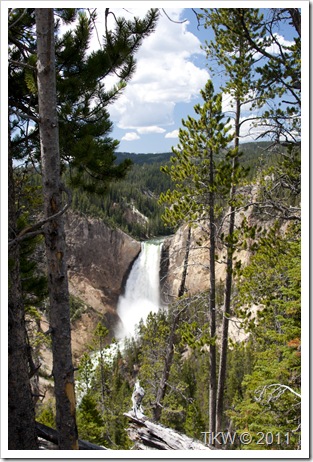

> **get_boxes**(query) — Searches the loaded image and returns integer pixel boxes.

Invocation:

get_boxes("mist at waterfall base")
[116,240,163,340]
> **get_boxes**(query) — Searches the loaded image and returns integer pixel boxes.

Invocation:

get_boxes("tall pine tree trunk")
[8,135,38,450]
[35,9,78,449]
[208,146,217,436]
[153,227,190,421]
[178,225,191,298]
[153,309,183,422]
[216,96,240,433]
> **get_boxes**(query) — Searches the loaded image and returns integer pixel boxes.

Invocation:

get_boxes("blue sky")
[3,3,304,156]
[96,6,300,154]
[104,8,210,154]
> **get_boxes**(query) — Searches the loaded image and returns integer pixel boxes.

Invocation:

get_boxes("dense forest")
[68,141,279,239]
[8,7,303,453]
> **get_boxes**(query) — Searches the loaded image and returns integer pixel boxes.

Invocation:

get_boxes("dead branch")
[124,412,216,450]
[36,421,107,450]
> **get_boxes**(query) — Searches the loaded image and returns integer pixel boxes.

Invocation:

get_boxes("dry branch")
[124,412,216,450]
[36,422,107,450]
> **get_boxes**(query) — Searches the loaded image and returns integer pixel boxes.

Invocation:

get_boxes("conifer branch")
[9,184,72,249]
[9,59,37,71]
[8,8,27,29]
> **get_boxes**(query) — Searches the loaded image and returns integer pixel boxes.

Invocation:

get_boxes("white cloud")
[265,33,294,56]
[121,132,140,141]
[165,129,179,139]
[137,126,166,135]
[105,9,210,131]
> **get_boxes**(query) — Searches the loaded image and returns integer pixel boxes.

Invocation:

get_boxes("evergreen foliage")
[68,143,274,239]
[8,6,302,451]
[67,157,174,239]
[159,80,234,228]
[8,7,159,450]
[229,222,301,449]
[94,219,300,448]
[9,7,159,192]
[74,325,133,449]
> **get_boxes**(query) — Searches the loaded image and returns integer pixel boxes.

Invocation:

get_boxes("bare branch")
[9,59,36,71]
[161,9,187,24]
[255,383,301,402]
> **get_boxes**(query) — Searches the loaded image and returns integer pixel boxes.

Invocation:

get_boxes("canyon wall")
[64,212,141,358]
[160,185,263,301]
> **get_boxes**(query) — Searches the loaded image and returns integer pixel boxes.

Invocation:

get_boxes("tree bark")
[152,307,185,422]
[287,8,301,37]
[208,146,217,436]
[36,422,106,450]
[216,96,240,433]
[8,135,38,450]
[35,8,78,449]
[124,413,215,450]
[152,227,191,420]
[178,225,191,298]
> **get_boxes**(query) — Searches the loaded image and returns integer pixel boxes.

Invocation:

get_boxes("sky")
[83,5,302,154]
[2,5,310,456]
[104,8,210,154]
[3,3,305,155]
[79,7,210,154]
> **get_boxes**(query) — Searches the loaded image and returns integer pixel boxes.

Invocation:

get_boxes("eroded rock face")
[64,212,141,357]
[161,224,211,303]
[65,212,141,302]
[160,186,269,303]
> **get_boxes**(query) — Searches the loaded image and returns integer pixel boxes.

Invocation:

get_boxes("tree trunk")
[124,413,215,450]
[288,8,301,37]
[216,96,240,433]
[153,225,190,421]
[178,225,191,297]
[153,308,184,422]
[35,8,78,450]
[208,146,217,436]
[36,422,106,450]
[8,135,38,450]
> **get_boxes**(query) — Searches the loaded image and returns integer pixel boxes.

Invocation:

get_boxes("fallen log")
[124,412,216,450]
[36,421,107,450]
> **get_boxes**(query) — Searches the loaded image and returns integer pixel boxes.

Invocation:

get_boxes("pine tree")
[200,8,257,433]
[35,8,78,449]
[160,80,233,434]
[229,223,301,449]
[197,7,301,220]
[9,8,159,190]
[8,138,38,450]
[8,7,158,449]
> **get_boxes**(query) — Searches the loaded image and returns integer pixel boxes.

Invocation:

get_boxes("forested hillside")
[8,6,303,454]
[69,141,278,239]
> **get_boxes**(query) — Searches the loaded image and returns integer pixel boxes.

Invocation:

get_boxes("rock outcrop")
[161,185,263,302]
[64,212,141,357]
[161,225,211,303]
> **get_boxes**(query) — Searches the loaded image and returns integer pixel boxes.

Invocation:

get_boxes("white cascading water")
[116,240,163,339]
[76,240,163,402]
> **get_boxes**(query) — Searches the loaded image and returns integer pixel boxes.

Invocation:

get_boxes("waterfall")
[116,240,163,339]
[76,240,163,403]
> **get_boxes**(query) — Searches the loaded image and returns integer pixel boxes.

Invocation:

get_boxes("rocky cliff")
[161,185,263,302]
[64,212,141,358]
